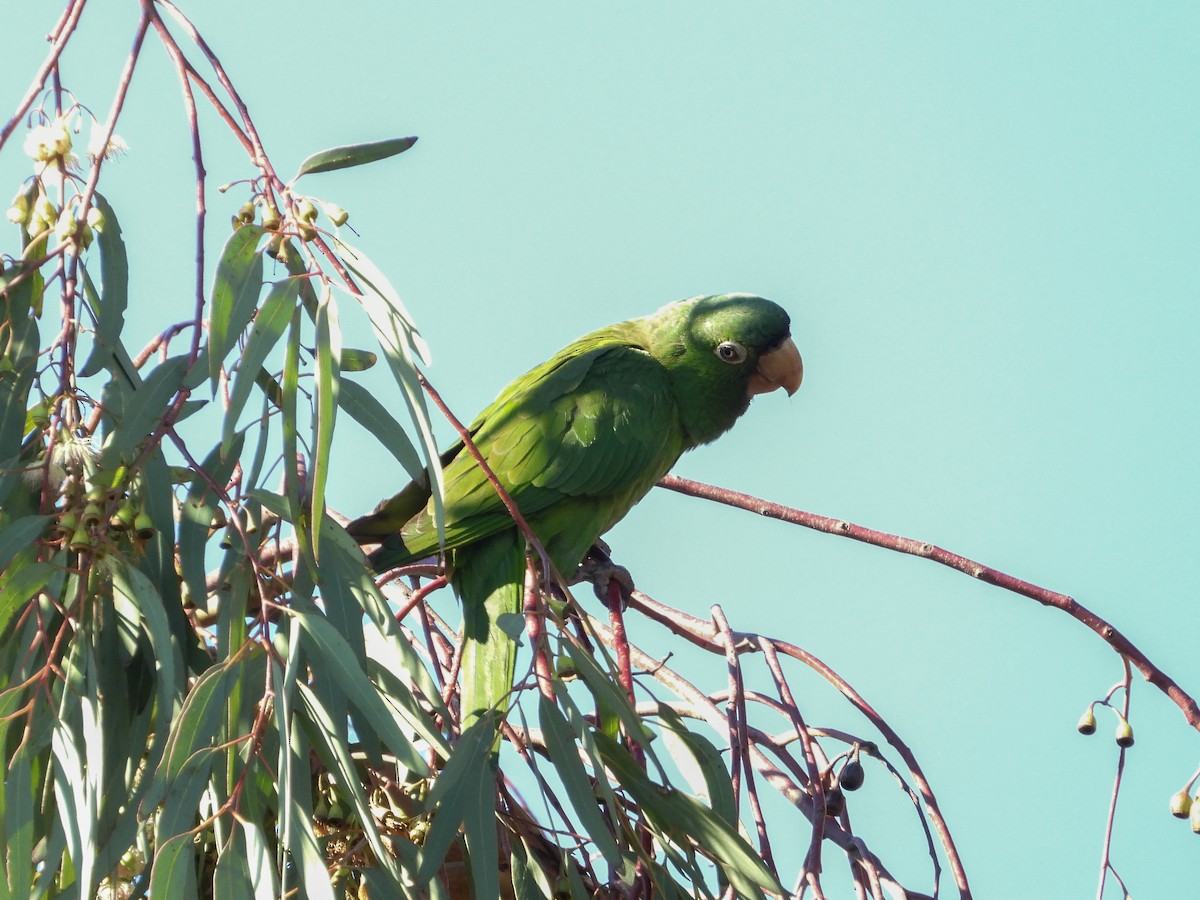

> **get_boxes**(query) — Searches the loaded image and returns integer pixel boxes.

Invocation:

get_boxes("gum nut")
[840,760,866,791]
[9,189,29,215]
[86,205,105,231]
[261,204,281,229]
[134,511,156,540]
[1191,797,1200,834]
[297,198,318,222]
[68,525,92,553]
[1077,708,1097,735]
[81,501,104,527]
[824,788,845,817]
[237,200,256,223]
[1115,718,1135,748]
[1170,789,1193,819]
[57,510,80,535]
[321,202,349,226]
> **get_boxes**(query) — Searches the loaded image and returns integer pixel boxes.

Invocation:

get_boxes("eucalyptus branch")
[658,474,1200,732]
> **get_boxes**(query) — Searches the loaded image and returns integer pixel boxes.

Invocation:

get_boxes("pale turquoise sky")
[4,2,1198,896]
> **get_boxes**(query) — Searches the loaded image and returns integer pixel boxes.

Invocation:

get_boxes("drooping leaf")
[0,515,50,571]
[593,732,783,899]
[337,378,425,482]
[294,610,428,774]
[538,696,625,869]
[656,704,738,828]
[207,224,266,388]
[222,275,300,456]
[310,286,341,558]
[78,192,129,378]
[338,347,376,371]
[293,136,417,178]
[98,355,188,468]
[415,712,500,891]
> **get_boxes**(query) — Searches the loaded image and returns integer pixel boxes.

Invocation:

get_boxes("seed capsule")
[68,524,92,553]
[1170,789,1193,819]
[1114,716,1135,748]
[840,760,866,791]
[321,201,349,227]
[110,500,137,532]
[81,502,104,527]
[134,511,156,541]
[824,787,845,817]
[1191,795,1200,834]
[1077,707,1097,735]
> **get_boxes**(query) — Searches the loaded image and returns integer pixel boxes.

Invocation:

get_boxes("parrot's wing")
[396,333,685,564]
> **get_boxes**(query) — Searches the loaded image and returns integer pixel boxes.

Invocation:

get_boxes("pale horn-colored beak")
[746,336,803,397]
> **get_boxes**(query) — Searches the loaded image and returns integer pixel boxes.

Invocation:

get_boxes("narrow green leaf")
[213,830,255,899]
[222,276,300,456]
[293,136,417,178]
[294,610,428,774]
[149,831,199,899]
[0,514,50,570]
[509,838,550,900]
[337,378,425,481]
[78,192,129,377]
[311,287,341,558]
[4,747,35,900]
[0,561,51,638]
[539,696,624,869]
[338,347,377,371]
[335,243,443,547]
[275,652,338,900]
[297,684,403,885]
[416,712,500,887]
[177,436,243,620]
[98,354,188,467]
[207,225,266,388]
[593,733,782,898]
[279,306,315,576]
[564,639,656,757]
[656,705,738,828]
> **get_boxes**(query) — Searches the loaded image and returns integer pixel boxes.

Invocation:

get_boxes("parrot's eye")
[715,341,747,364]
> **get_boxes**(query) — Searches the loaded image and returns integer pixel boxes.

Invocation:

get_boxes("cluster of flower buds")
[227,188,349,249]
[7,183,106,249]
[42,442,154,556]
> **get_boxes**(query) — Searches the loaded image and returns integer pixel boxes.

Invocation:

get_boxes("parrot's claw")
[574,542,635,610]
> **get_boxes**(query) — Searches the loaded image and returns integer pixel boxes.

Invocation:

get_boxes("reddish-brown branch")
[658,474,1200,732]
[0,0,88,149]
[625,586,971,898]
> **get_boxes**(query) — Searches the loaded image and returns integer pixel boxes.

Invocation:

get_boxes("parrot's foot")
[574,541,635,610]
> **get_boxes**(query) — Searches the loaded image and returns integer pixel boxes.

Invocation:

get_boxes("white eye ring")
[715,341,747,364]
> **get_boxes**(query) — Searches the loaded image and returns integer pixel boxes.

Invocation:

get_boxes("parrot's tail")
[454,529,525,737]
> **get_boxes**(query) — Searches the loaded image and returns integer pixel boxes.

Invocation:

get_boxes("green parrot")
[348,293,802,730]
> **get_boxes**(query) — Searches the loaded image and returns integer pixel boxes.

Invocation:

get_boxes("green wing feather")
[353,323,686,574]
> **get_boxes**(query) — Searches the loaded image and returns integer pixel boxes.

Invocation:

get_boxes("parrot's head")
[648,293,802,445]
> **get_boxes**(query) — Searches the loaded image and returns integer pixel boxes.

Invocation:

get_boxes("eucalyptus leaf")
[293,136,417,178]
